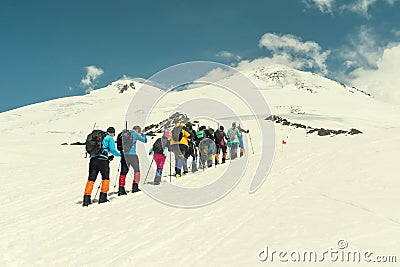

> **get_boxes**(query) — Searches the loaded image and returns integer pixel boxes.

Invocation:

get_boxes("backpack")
[85,130,108,157]
[228,128,236,140]
[204,129,214,140]
[196,130,204,139]
[214,130,223,143]
[117,129,133,152]
[171,126,183,142]
[153,138,164,154]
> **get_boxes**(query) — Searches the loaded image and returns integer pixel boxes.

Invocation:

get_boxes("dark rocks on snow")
[143,112,190,134]
[348,128,363,135]
[70,142,85,145]
[317,128,330,136]
[118,84,128,93]
[351,86,371,97]
[265,115,362,137]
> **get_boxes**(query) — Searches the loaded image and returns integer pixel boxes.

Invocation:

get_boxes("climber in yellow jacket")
[169,122,191,178]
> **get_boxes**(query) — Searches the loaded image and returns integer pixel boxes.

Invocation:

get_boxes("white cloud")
[340,0,377,17]
[258,33,330,74]
[80,65,104,93]
[304,0,397,17]
[349,44,400,104]
[339,26,383,70]
[303,0,336,13]
[216,51,242,64]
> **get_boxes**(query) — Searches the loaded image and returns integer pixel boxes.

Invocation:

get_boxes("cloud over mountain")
[80,65,104,93]
[258,33,330,74]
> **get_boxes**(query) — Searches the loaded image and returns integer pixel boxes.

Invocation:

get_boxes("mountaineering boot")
[192,161,198,173]
[118,186,127,196]
[154,175,161,185]
[82,195,91,207]
[215,154,219,166]
[207,160,213,168]
[132,183,141,193]
[98,192,109,204]
[154,168,162,185]
[175,167,182,178]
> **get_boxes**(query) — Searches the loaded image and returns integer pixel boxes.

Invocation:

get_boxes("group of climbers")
[81,120,249,207]
[167,120,249,179]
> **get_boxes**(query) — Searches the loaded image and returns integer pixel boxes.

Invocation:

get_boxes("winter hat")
[219,125,224,131]
[107,127,116,134]
[232,121,236,128]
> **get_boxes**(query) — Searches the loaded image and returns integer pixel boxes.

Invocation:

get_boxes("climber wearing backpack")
[199,137,216,168]
[83,127,121,207]
[188,140,198,173]
[120,125,147,194]
[214,125,228,165]
[204,127,215,141]
[148,131,170,185]
[195,125,206,146]
[237,124,249,157]
[226,122,241,160]
[116,129,133,195]
[185,122,198,173]
[169,122,191,178]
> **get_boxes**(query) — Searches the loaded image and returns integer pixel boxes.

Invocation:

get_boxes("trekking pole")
[248,133,255,154]
[169,151,172,183]
[93,182,101,202]
[143,159,154,184]
[111,161,121,195]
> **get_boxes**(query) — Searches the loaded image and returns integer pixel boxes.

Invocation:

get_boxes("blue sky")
[1,0,400,112]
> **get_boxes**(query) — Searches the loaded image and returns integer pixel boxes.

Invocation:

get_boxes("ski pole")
[111,161,121,195]
[169,151,172,183]
[93,182,101,202]
[248,133,255,154]
[143,159,154,184]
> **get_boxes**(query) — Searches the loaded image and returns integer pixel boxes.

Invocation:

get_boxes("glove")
[108,155,114,161]
[247,130,249,133]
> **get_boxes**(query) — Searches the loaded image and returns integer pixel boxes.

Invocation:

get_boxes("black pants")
[120,154,140,175]
[216,144,227,155]
[88,157,110,182]
[188,141,198,158]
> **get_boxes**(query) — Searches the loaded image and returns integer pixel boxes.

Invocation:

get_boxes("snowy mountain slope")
[0,67,399,266]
